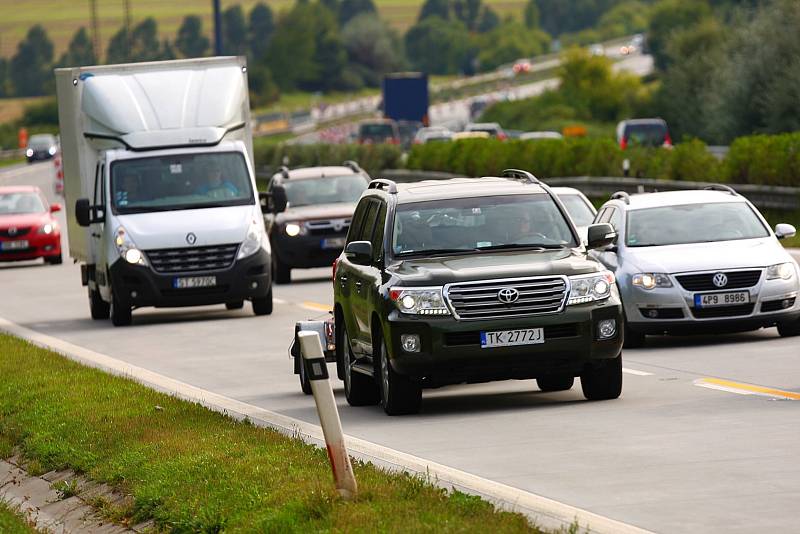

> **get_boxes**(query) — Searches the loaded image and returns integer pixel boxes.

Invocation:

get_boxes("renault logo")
[497,287,520,304]
[712,272,728,288]
[186,232,197,245]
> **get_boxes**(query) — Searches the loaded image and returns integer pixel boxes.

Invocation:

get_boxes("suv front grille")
[691,303,754,319]
[146,244,239,273]
[445,276,568,320]
[305,219,351,236]
[676,270,762,291]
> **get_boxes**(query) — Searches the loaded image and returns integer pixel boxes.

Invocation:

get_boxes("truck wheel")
[581,354,623,401]
[623,323,646,348]
[88,287,110,320]
[376,335,421,415]
[110,291,132,327]
[777,319,800,337]
[273,257,291,284]
[252,289,273,316]
[225,301,244,310]
[342,325,378,406]
[537,374,574,392]
[45,254,63,265]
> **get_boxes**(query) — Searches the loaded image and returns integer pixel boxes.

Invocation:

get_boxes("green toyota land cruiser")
[333,170,624,415]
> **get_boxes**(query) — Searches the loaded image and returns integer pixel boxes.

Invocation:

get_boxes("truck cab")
[55,57,272,326]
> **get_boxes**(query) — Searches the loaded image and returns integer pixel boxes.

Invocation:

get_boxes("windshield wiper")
[476,243,565,251]
[397,248,474,257]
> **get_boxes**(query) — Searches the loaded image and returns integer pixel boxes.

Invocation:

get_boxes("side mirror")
[258,192,270,214]
[75,198,92,227]
[345,240,372,265]
[775,223,796,240]
[271,186,288,213]
[587,223,618,250]
[50,203,62,213]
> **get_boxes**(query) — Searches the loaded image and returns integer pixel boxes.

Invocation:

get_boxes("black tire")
[341,324,379,406]
[225,300,244,310]
[623,323,646,348]
[777,319,800,337]
[88,286,110,320]
[273,256,291,285]
[252,289,273,316]
[110,290,132,327]
[376,335,421,415]
[537,374,575,392]
[45,254,63,265]
[581,354,623,401]
[298,357,312,395]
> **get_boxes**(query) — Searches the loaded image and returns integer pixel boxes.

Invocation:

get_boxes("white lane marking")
[694,380,755,396]
[0,315,651,534]
[622,368,653,376]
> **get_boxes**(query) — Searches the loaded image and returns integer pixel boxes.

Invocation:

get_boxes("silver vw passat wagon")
[591,186,800,347]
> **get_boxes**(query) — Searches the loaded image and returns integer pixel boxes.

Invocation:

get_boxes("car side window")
[347,198,370,244]
[608,208,623,232]
[595,207,609,224]
[370,202,387,263]
[359,201,378,242]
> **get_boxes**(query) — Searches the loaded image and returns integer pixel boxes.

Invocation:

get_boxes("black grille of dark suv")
[445,276,568,320]
[146,244,239,273]
[676,270,762,291]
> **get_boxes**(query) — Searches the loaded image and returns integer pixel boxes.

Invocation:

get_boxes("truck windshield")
[626,202,769,247]
[111,152,253,214]
[283,175,368,208]
[392,195,577,256]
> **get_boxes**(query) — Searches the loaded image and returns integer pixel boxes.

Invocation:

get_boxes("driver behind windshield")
[195,163,239,198]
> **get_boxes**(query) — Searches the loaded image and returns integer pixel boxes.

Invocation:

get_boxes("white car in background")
[413,126,453,144]
[552,187,597,243]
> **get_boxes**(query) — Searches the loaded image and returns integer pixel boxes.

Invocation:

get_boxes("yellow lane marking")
[301,301,332,312]
[695,378,800,400]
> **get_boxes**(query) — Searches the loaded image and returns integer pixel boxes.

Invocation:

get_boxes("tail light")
[620,137,628,150]
[497,132,507,141]
[663,133,673,147]
[332,258,340,281]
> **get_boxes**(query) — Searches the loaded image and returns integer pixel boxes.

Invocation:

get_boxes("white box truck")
[55,57,273,326]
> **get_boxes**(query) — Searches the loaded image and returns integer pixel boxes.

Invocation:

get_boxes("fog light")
[130,291,138,299]
[401,334,420,353]
[124,248,142,264]
[783,299,792,309]
[647,309,658,318]
[251,281,258,289]
[597,319,617,340]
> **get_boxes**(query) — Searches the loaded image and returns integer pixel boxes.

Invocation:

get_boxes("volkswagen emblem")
[497,287,520,304]
[186,232,197,245]
[712,272,728,288]
[333,219,345,232]
[8,227,17,236]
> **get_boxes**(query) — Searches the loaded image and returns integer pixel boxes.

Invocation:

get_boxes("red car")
[0,186,63,265]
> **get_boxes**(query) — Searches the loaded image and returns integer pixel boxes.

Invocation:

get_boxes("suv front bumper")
[384,298,623,387]
[271,232,346,269]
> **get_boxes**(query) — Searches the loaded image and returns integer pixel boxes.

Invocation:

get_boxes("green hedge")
[724,133,800,186]
[253,140,402,178]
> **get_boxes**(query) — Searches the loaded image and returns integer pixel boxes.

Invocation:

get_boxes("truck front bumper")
[109,249,271,309]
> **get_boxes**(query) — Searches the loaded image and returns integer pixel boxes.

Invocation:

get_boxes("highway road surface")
[2,161,799,533]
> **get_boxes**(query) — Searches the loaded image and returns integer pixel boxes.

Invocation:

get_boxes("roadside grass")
[0,97,49,125]
[0,333,544,533]
[0,157,24,168]
[0,501,36,534]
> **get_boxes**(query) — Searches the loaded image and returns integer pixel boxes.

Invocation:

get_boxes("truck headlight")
[238,219,266,259]
[114,226,147,266]
[568,271,615,305]
[389,287,451,315]
[632,272,672,290]
[767,262,795,280]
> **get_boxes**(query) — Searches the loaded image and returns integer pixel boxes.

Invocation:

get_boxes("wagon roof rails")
[502,168,541,184]
[703,183,738,196]
[342,160,362,173]
[368,178,398,194]
[611,191,630,204]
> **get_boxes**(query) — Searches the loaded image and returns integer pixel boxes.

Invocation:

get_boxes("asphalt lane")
[2,164,800,533]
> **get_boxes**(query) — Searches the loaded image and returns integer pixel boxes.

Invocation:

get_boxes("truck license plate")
[321,237,346,250]
[0,240,29,251]
[173,276,217,289]
[480,328,544,348]
[694,291,750,308]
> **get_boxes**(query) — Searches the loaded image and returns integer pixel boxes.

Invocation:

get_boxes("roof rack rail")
[703,184,738,196]
[368,179,398,194]
[342,160,362,172]
[611,191,630,204]
[502,168,541,184]
[277,165,290,179]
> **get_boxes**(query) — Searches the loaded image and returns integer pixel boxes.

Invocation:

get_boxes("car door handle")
[355,281,363,292]
[91,232,101,238]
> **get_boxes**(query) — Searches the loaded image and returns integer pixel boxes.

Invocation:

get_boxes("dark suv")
[333,170,625,415]
[264,162,370,283]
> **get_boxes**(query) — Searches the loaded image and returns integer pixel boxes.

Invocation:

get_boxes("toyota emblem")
[497,287,520,304]
[8,227,17,236]
[712,272,728,288]
[186,232,197,245]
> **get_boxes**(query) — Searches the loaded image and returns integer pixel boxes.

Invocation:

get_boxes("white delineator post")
[297,331,358,499]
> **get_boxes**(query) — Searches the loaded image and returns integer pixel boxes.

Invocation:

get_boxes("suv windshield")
[623,123,667,146]
[392,195,577,256]
[111,152,253,214]
[559,195,595,226]
[0,192,46,215]
[626,202,769,247]
[283,175,368,208]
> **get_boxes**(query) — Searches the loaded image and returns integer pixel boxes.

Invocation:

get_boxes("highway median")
[0,333,546,532]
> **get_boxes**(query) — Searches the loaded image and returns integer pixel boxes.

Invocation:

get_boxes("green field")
[0,0,527,59]
[0,502,35,534]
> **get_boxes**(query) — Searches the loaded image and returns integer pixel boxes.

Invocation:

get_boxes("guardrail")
[0,148,23,160]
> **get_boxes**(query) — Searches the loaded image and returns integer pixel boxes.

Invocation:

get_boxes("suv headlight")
[238,218,267,259]
[114,226,147,266]
[632,272,673,290]
[389,287,451,315]
[767,262,795,280]
[284,222,306,237]
[568,271,615,305]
